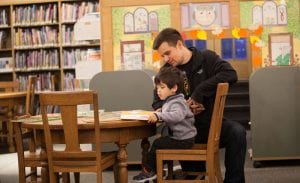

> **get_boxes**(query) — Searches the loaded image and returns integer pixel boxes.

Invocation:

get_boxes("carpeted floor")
[1,131,300,183]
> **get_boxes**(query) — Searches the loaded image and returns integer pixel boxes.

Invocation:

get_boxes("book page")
[120,110,153,121]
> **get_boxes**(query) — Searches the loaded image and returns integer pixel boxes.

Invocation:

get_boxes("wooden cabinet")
[0,0,101,91]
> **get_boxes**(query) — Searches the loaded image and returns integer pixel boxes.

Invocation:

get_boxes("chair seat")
[24,150,45,160]
[157,148,208,161]
[52,151,117,166]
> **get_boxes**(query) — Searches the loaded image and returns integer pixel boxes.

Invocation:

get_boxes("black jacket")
[152,47,237,131]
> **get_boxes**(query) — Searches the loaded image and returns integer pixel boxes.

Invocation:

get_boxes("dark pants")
[180,118,246,183]
[145,136,194,172]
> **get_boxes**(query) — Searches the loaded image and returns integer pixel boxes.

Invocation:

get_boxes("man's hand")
[187,98,205,115]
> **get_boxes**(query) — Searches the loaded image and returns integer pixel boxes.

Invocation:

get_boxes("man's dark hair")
[153,28,184,50]
[154,67,184,94]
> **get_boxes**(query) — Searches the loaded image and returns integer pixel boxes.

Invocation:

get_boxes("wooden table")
[13,114,156,183]
[0,92,26,152]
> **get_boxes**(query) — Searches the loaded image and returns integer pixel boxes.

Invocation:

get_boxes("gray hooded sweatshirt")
[155,93,197,140]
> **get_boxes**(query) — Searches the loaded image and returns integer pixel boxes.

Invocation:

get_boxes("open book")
[120,110,153,121]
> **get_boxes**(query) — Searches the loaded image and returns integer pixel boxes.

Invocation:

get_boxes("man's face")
[157,41,185,67]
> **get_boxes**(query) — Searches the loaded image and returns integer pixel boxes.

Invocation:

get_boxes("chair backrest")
[207,83,229,154]
[39,91,101,172]
[89,70,155,111]
[0,81,20,92]
[25,76,37,115]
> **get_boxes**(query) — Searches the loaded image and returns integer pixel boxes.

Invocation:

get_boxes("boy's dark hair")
[154,67,184,94]
[153,28,184,50]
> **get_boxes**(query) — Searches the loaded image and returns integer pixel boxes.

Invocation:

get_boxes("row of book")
[63,48,100,68]
[0,30,10,49]
[0,57,12,72]
[14,26,58,47]
[15,49,59,71]
[13,4,58,25]
[64,72,75,90]
[0,8,8,26]
[61,25,89,45]
[17,72,55,91]
[61,2,99,22]
[16,72,59,115]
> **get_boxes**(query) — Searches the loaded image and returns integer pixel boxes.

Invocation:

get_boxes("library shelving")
[60,0,100,90]
[0,5,13,81]
[0,0,101,91]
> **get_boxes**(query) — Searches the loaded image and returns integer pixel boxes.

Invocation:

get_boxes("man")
[152,27,246,183]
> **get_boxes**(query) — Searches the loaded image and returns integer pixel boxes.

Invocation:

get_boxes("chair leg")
[8,120,15,152]
[156,153,164,183]
[96,171,102,183]
[0,121,8,143]
[49,170,57,183]
[14,123,26,183]
[30,167,38,181]
[167,161,173,179]
[207,159,216,183]
[74,172,80,183]
[215,155,223,183]
[61,172,70,183]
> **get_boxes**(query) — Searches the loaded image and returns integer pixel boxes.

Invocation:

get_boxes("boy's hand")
[148,113,158,123]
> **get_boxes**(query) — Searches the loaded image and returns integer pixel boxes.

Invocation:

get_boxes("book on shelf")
[87,48,101,61]
[120,110,153,121]
[0,57,12,72]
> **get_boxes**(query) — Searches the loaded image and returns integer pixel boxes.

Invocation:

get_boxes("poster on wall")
[181,2,229,30]
[112,5,170,70]
[121,41,144,70]
[269,33,293,66]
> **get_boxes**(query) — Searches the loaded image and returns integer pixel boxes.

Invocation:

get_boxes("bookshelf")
[0,5,13,81]
[0,0,101,91]
[60,0,100,90]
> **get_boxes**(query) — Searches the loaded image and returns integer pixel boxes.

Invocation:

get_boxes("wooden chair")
[0,81,20,143]
[39,91,117,183]
[156,83,229,183]
[14,76,47,183]
[15,76,73,183]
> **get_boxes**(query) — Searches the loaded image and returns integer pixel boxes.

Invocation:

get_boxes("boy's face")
[157,41,185,67]
[156,82,177,100]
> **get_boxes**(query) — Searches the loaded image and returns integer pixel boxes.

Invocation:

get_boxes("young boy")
[133,67,197,182]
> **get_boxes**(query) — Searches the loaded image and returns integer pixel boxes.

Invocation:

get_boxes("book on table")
[120,110,153,121]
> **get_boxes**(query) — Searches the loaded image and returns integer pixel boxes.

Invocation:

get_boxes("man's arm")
[191,50,237,103]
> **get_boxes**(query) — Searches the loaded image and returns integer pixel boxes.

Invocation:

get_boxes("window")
[221,38,247,60]
[184,39,207,51]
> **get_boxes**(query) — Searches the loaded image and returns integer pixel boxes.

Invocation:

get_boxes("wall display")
[112,5,170,70]
[269,33,293,66]
[240,0,300,68]
[181,2,229,30]
[252,1,287,26]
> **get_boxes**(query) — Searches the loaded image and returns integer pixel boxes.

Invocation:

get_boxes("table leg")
[141,138,150,165]
[116,143,128,183]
